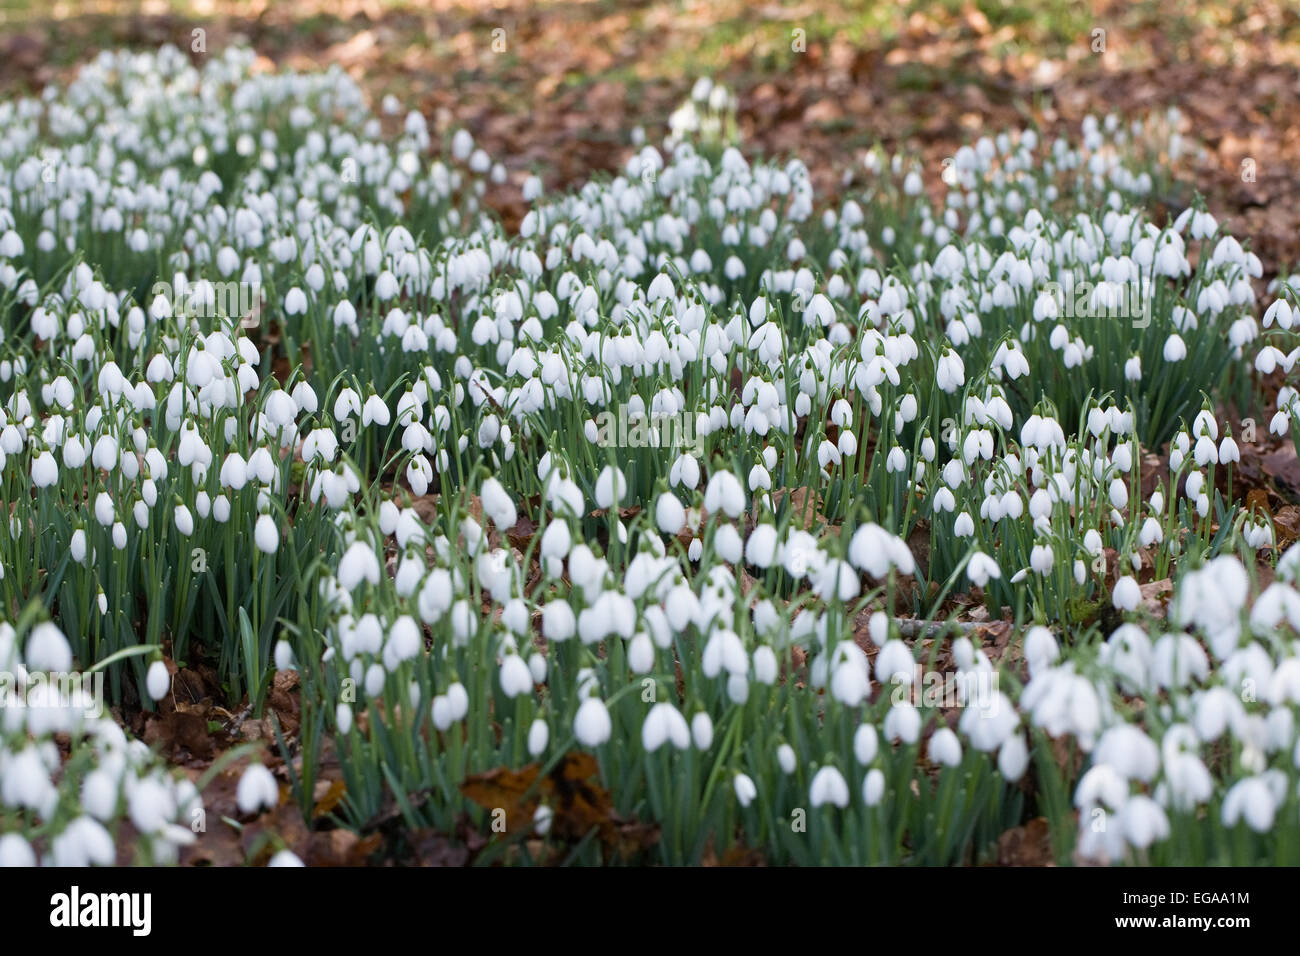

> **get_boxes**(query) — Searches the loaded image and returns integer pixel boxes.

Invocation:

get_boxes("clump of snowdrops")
[0,612,203,865]
[0,46,1292,865]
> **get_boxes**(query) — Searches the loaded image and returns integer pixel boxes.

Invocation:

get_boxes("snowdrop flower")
[847,523,915,577]
[574,696,612,747]
[27,622,72,672]
[236,764,279,815]
[338,541,382,590]
[361,394,391,427]
[777,743,797,775]
[50,817,116,867]
[1120,795,1170,849]
[528,718,549,756]
[998,734,1029,782]
[809,765,851,808]
[595,466,627,509]
[703,469,745,518]
[499,653,533,698]
[146,660,170,701]
[642,702,691,752]
[1094,725,1159,782]
[1112,575,1140,612]
[655,492,685,534]
[481,477,517,529]
[854,723,879,765]
[745,524,779,567]
[1221,776,1278,832]
[966,551,1001,587]
[174,504,195,536]
[734,773,757,807]
[254,514,279,554]
[884,701,921,744]
[0,834,36,868]
[936,349,965,393]
[928,728,962,767]
[691,711,714,750]
[1163,334,1187,362]
[861,768,886,806]
[875,639,914,686]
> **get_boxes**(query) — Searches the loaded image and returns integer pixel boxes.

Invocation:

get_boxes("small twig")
[892,618,998,639]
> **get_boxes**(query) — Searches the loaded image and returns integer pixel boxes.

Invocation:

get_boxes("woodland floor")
[5,0,1300,865]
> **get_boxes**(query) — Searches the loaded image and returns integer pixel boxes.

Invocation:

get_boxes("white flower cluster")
[0,45,1288,865]
[0,621,202,866]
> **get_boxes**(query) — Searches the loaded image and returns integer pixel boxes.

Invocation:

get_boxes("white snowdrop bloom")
[850,724,879,767]
[1024,626,1059,675]
[928,728,962,767]
[50,817,116,867]
[0,833,36,868]
[966,551,1001,587]
[595,465,627,509]
[1152,634,1209,689]
[26,622,72,672]
[702,629,749,679]
[1193,686,1244,742]
[954,512,975,537]
[655,492,685,535]
[733,774,758,808]
[875,639,914,686]
[527,718,550,757]
[81,770,119,821]
[361,394,391,427]
[827,643,870,707]
[444,682,470,722]
[642,702,691,752]
[703,469,745,518]
[1163,334,1187,361]
[670,454,701,489]
[936,349,965,393]
[31,451,58,488]
[93,492,115,527]
[128,777,176,836]
[481,477,517,529]
[846,522,914,577]
[1030,543,1054,575]
[574,696,612,747]
[959,689,1019,751]
[1221,775,1278,832]
[1171,556,1249,658]
[809,765,851,808]
[713,523,743,564]
[1120,795,1170,849]
[745,524,779,568]
[1074,764,1128,816]
[1094,725,1159,782]
[884,701,921,744]
[777,743,797,775]
[236,763,279,815]
[254,514,279,554]
[543,600,577,643]
[338,541,381,590]
[146,660,170,701]
[1112,575,1140,612]
[499,653,534,698]
[997,734,1029,782]
[862,768,886,806]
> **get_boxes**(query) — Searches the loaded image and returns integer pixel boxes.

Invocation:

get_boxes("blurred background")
[1,0,1298,267]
